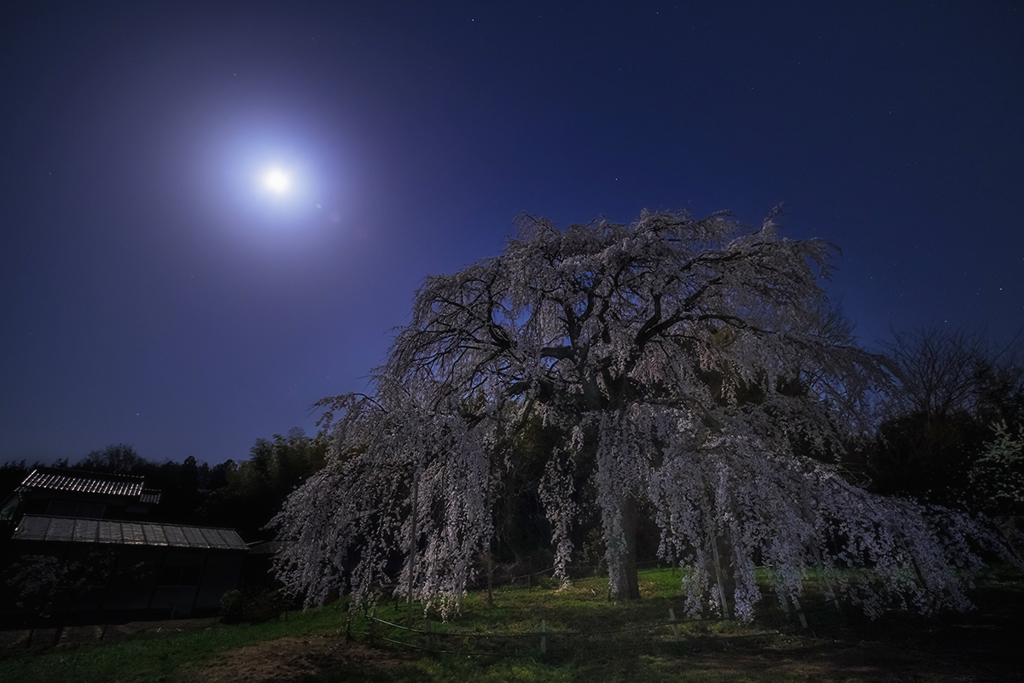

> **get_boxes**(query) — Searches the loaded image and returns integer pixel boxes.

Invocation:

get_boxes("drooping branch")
[273,207,1013,619]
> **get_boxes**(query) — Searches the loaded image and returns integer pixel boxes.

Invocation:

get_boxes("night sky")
[2,2,1022,466]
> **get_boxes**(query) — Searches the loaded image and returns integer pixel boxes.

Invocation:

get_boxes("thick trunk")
[609,495,641,600]
[703,529,736,618]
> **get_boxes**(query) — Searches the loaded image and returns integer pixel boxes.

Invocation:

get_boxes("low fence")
[496,558,665,590]
[360,598,844,658]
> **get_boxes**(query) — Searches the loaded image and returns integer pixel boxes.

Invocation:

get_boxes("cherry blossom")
[272,209,1011,619]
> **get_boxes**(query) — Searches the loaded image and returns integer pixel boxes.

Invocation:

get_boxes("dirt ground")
[200,636,405,683]
[196,590,1024,683]
[188,620,1021,683]
[1,580,1021,682]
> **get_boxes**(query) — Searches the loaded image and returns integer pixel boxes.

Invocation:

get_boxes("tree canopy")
[866,325,1024,515]
[205,428,328,539]
[273,209,1009,619]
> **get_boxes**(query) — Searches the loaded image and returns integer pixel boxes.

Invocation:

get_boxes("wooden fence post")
[487,550,493,607]
[406,472,419,628]
[792,596,808,629]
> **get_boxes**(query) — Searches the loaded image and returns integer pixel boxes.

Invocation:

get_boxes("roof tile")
[13,515,247,551]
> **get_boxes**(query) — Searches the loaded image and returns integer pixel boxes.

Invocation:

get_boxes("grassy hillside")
[2,566,1022,682]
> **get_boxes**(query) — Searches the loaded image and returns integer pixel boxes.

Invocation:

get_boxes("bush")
[220,587,285,623]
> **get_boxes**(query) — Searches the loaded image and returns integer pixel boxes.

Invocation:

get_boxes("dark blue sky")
[2,2,1021,465]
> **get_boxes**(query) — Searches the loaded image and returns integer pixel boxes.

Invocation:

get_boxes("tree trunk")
[704,529,735,619]
[609,495,641,600]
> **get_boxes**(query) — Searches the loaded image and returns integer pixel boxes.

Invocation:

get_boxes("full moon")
[262,168,290,193]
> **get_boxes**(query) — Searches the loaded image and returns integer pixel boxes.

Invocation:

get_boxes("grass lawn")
[1,566,1022,682]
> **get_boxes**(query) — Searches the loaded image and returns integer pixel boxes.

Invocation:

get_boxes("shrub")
[220,587,285,623]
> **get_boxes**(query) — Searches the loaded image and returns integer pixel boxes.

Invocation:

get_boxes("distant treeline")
[3,326,1022,560]
[0,427,326,542]
[856,326,1024,518]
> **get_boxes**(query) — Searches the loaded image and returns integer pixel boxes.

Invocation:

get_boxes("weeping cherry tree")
[272,209,1009,619]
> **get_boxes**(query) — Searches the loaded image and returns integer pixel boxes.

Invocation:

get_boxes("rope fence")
[375,559,678,610]
[464,557,676,593]
[358,595,844,658]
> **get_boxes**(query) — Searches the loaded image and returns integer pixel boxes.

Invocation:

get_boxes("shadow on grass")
[2,566,1022,683]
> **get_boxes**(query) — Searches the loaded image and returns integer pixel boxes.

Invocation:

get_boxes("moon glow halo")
[262,168,291,194]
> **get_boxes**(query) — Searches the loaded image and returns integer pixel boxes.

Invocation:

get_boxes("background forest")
[3,325,1022,580]
[0,428,325,545]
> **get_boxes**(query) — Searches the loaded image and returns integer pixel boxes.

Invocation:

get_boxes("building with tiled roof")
[1,468,248,624]
[0,467,161,522]
[13,515,248,550]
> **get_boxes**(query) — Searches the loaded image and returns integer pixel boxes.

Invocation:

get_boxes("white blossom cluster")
[271,390,495,619]
[970,420,1024,512]
[272,209,1012,619]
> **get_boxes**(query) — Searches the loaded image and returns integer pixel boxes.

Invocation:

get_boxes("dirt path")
[186,616,1022,683]
[199,636,405,683]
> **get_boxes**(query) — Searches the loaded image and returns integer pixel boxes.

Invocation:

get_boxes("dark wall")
[1,541,244,622]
